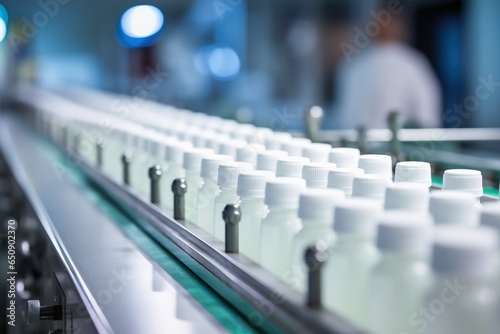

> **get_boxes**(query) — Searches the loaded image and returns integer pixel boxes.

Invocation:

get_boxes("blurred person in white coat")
[333,3,442,129]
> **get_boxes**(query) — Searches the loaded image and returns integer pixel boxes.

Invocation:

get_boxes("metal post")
[148,165,162,205]
[121,151,132,185]
[172,178,187,220]
[304,105,324,142]
[357,126,367,154]
[388,111,404,167]
[96,140,103,168]
[304,242,329,309]
[223,204,241,253]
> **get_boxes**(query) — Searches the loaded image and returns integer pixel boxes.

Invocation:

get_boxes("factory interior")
[1,0,500,333]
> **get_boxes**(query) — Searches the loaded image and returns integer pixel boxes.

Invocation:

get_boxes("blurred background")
[0,0,499,131]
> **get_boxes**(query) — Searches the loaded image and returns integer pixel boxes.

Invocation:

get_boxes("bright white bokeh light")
[207,47,240,80]
[120,5,164,38]
[0,19,6,43]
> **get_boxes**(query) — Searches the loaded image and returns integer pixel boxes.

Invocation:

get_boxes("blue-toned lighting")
[118,5,164,48]
[0,4,8,43]
[207,47,240,80]
[0,19,6,43]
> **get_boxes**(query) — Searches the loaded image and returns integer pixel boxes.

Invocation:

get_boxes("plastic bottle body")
[420,276,497,334]
[290,222,335,293]
[260,207,300,280]
[213,188,239,241]
[196,179,219,234]
[365,254,431,334]
[131,151,152,197]
[184,170,203,224]
[239,198,267,263]
[323,236,379,327]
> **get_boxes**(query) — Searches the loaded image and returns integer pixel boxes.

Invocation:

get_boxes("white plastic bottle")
[264,132,293,150]
[213,162,253,241]
[328,147,360,168]
[129,133,149,196]
[219,140,247,159]
[236,144,266,168]
[384,182,429,212]
[327,167,365,197]
[260,178,306,279]
[301,143,332,163]
[429,191,479,227]
[196,155,233,233]
[183,148,214,224]
[351,174,390,204]
[275,156,310,178]
[480,202,500,230]
[280,138,311,157]
[443,169,483,207]
[256,150,288,173]
[421,227,498,334]
[301,162,336,188]
[161,141,192,211]
[323,198,382,327]
[290,188,344,293]
[236,170,275,262]
[358,154,393,180]
[395,161,432,187]
[365,211,433,334]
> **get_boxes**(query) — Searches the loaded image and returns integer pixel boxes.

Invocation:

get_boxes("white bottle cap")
[376,211,432,255]
[245,127,274,144]
[442,169,483,197]
[183,148,214,172]
[236,144,266,167]
[358,154,393,180]
[256,150,289,172]
[217,162,253,189]
[302,162,337,188]
[333,198,382,237]
[237,170,275,198]
[192,130,217,148]
[265,132,293,150]
[394,161,432,187]
[165,141,193,164]
[329,148,360,168]
[352,174,390,201]
[384,182,429,211]
[219,140,247,158]
[298,188,345,222]
[201,155,233,181]
[264,177,307,208]
[429,191,478,226]
[206,135,231,154]
[432,227,498,279]
[276,156,310,178]
[302,143,332,163]
[480,203,500,231]
[327,168,365,195]
[145,139,157,157]
[281,138,312,156]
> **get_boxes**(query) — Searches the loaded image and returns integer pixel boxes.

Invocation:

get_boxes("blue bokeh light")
[118,5,164,48]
